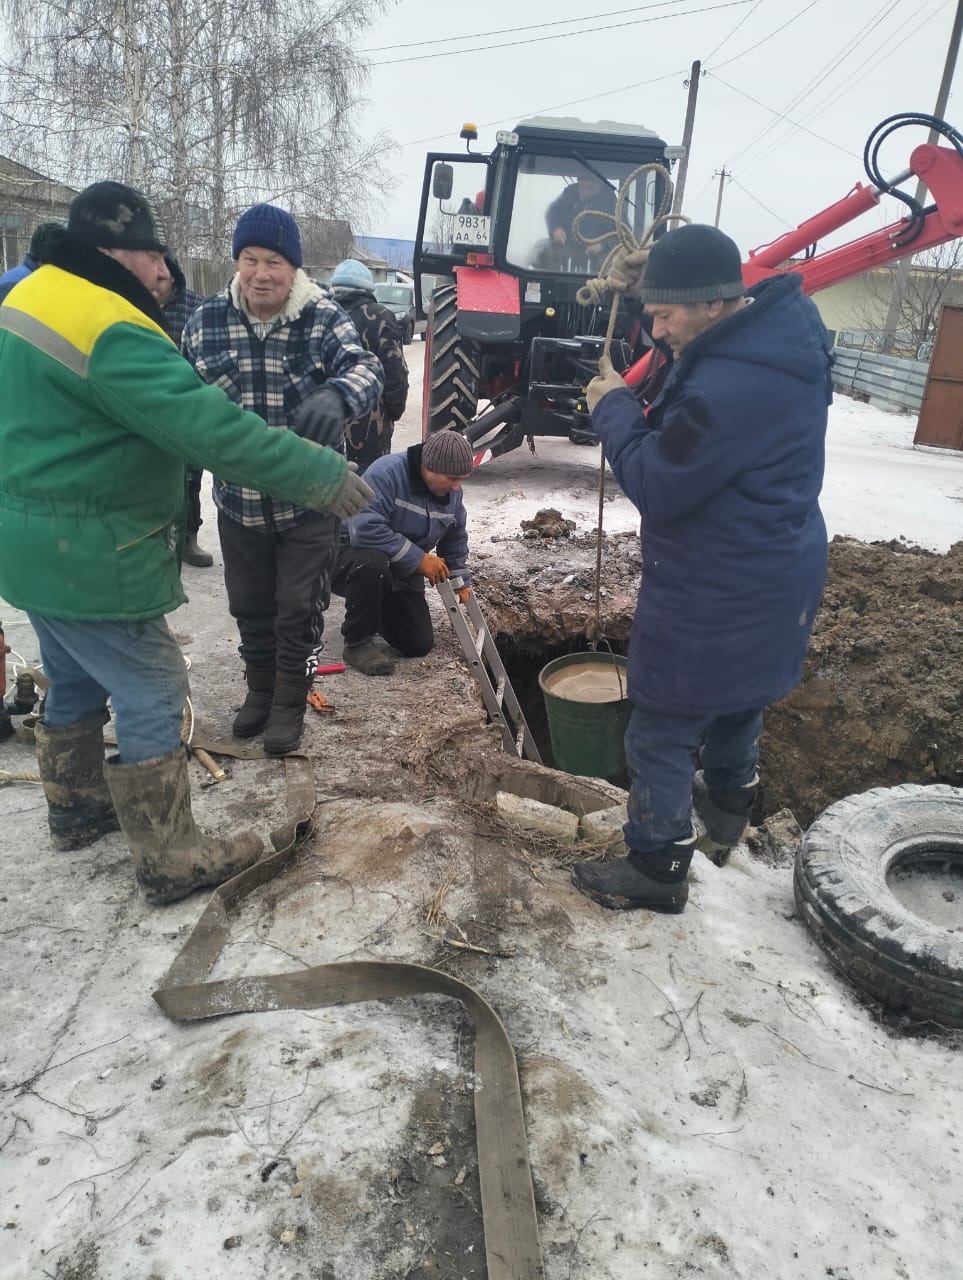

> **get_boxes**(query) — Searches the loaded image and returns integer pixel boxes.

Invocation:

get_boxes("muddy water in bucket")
[538,652,631,783]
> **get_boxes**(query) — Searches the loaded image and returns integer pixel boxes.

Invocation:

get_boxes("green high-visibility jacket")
[0,261,348,621]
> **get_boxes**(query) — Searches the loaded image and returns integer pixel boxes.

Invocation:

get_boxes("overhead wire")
[360,2,696,54]
[716,0,902,168]
[734,0,943,176]
[703,0,764,61]
[368,0,753,67]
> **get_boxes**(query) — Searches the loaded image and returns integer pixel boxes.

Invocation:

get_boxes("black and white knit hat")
[68,182,167,253]
[421,430,474,477]
[639,224,745,304]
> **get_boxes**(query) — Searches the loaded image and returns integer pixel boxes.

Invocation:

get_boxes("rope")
[568,163,686,638]
[0,769,42,785]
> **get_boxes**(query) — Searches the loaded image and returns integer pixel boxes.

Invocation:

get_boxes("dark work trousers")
[623,703,764,854]
[185,466,204,535]
[331,546,434,657]
[218,510,340,679]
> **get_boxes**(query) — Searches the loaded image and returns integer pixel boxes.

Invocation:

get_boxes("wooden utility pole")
[713,168,730,227]
[881,0,963,350]
[670,60,701,218]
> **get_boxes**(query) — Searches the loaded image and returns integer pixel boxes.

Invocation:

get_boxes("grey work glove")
[328,460,374,520]
[586,353,626,413]
[291,386,347,448]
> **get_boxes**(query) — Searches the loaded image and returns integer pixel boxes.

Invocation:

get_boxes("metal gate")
[914,303,963,449]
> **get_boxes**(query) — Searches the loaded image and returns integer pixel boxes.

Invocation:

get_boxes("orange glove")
[418,552,449,585]
[456,587,472,604]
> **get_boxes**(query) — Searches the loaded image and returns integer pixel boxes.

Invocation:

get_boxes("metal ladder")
[436,579,543,764]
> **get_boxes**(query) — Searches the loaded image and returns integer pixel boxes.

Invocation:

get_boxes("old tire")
[794,784,963,1027]
[422,283,480,439]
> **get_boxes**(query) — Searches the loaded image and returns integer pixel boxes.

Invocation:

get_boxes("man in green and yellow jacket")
[0,180,373,906]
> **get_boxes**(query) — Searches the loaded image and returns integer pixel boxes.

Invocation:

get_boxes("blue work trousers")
[29,614,189,764]
[624,702,764,853]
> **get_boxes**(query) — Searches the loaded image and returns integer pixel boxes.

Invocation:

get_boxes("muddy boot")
[263,673,310,756]
[572,837,695,913]
[233,663,275,738]
[105,746,262,905]
[182,534,214,568]
[35,715,120,851]
[693,771,758,866]
[342,638,395,677]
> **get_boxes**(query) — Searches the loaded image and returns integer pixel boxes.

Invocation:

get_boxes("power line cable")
[738,0,945,175]
[726,175,793,226]
[709,76,863,159]
[703,0,764,60]
[707,0,822,72]
[367,0,753,67]
[360,2,694,54]
[712,0,890,166]
[400,68,689,151]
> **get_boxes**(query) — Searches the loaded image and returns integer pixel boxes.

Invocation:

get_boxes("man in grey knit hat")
[331,430,474,676]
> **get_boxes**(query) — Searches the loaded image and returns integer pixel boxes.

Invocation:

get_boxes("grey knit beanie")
[639,224,745,304]
[330,258,374,289]
[421,430,474,477]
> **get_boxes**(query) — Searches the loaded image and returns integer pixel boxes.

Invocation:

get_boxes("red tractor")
[414,112,963,462]
[413,116,678,462]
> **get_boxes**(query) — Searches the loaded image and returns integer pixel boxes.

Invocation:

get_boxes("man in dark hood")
[153,251,212,567]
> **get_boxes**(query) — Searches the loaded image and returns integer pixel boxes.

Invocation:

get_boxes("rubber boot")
[182,534,214,568]
[342,637,395,677]
[693,771,758,867]
[572,835,696,913]
[263,672,310,756]
[233,663,275,738]
[105,746,263,905]
[35,715,120,851]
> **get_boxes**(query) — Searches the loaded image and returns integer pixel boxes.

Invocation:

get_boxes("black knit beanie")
[68,181,167,252]
[639,224,745,304]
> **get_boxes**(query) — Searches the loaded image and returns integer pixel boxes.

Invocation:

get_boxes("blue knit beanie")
[232,203,302,268]
[330,259,374,290]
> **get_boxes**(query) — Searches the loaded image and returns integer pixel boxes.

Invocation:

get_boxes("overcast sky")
[356,0,960,258]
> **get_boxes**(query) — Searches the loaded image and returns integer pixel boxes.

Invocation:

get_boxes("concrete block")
[495,791,579,844]
[577,803,628,852]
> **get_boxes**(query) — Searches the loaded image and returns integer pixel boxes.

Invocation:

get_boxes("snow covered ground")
[1,347,960,1280]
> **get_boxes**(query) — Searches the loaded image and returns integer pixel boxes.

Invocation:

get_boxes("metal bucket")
[538,651,630,783]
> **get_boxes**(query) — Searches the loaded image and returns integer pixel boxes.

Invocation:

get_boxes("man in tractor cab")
[545,172,617,265]
[571,223,831,914]
[331,430,474,677]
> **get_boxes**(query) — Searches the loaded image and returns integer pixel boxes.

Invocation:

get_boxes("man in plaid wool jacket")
[183,204,383,755]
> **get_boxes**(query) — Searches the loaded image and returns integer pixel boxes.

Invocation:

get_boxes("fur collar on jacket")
[229,268,325,324]
[37,225,167,329]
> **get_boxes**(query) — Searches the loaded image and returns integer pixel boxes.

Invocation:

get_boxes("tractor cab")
[413,117,674,459]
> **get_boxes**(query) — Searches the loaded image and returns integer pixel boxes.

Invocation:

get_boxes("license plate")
[452,214,491,247]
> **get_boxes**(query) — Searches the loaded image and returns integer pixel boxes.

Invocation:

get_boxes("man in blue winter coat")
[572,223,831,914]
[331,429,474,676]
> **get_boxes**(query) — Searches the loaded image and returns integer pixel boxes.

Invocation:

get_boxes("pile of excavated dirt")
[472,523,963,830]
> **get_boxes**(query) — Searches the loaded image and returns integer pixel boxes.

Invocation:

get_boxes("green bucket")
[538,651,631,783]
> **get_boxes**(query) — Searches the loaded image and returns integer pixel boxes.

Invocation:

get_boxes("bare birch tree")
[0,0,393,257]
[854,240,963,352]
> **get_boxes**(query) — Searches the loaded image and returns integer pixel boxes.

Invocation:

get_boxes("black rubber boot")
[182,534,214,568]
[692,771,758,866]
[342,638,395,677]
[263,673,310,755]
[105,747,262,905]
[572,838,695,913]
[35,715,120,851]
[232,663,275,738]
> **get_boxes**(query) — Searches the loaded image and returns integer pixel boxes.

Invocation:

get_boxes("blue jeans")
[30,615,189,764]
[624,702,764,853]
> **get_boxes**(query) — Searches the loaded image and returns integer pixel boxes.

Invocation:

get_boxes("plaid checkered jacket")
[182,271,383,530]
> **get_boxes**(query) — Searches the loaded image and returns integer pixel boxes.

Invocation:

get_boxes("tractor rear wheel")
[422,283,480,439]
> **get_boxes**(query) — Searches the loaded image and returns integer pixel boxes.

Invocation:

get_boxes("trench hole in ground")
[493,625,822,822]
[494,630,629,781]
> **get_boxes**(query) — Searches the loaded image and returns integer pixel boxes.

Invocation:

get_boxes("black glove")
[291,386,347,448]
